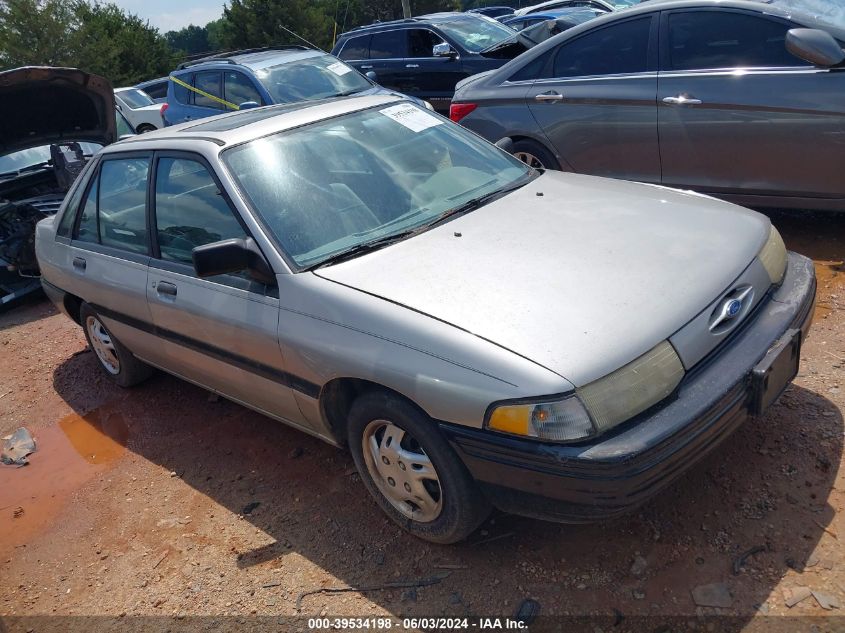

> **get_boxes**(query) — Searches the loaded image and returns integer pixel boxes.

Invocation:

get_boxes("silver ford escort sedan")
[35,95,815,543]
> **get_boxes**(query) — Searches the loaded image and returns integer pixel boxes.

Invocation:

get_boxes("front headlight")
[487,341,685,443]
[758,225,787,284]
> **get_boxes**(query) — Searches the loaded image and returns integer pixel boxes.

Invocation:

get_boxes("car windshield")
[253,54,372,103]
[773,0,845,31]
[0,143,101,176]
[224,103,532,269]
[438,17,518,52]
[118,89,154,108]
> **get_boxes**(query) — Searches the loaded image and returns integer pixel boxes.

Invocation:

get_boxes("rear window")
[369,30,407,59]
[339,35,371,60]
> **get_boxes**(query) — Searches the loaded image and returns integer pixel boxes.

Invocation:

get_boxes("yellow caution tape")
[169,74,240,111]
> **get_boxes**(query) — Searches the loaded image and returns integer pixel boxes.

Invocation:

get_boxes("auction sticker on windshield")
[380,103,442,133]
[327,61,353,76]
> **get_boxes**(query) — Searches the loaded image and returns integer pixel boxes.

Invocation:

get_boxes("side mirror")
[365,70,378,81]
[495,136,515,153]
[786,28,845,67]
[239,101,260,110]
[433,42,457,58]
[192,237,275,285]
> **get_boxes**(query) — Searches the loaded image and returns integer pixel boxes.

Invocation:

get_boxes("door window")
[339,35,371,60]
[154,157,247,264]
[552,17,651,77]
[75,178,99,244]
[369,30,408,59]
[408,29,444,58]
[97,158,150,254]
[194,71,225,110]
[667,11,806,70]
[224,71,263,106]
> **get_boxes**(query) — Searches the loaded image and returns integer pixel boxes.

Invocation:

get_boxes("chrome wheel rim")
[362,420,443,522]
[514,151,546,170]
[86,316,120,375]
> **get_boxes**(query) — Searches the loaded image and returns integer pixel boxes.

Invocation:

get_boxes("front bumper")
[441,252,816,523]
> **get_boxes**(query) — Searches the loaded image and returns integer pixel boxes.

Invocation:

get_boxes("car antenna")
[278,23,326,53]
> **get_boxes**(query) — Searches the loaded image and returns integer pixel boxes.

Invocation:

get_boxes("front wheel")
[348,391,490,544]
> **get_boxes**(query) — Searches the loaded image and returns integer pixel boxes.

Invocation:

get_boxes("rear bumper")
[441,252,816,523]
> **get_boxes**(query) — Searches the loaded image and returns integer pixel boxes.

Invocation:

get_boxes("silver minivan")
[36,95,815,543]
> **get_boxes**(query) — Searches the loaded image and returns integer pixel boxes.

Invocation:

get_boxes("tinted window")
[143,81,168,100]
[98,158,150,254]
[172,76,190,104]
[667,11,806,70]
[155,157,247,264]
[339,35,371,60]
[553,17,650,77]
[194,71,225,110]
[75,178,99,243]
[224,71,263,106]
[408,29,443,57]
[510,49,554,81]
[369,30,407,59]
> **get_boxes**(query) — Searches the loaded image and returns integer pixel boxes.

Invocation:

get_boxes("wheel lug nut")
[382,456,390,465]
[387,477,395,487]
[404,482,411,492]
[398,462,406,471]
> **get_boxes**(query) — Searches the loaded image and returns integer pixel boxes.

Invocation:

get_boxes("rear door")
[145,152,304,425]
[658,7,845,199]
[364,30,411,92]
[190,70,233,119]
[67,153,164,362]
[526,14,660,181]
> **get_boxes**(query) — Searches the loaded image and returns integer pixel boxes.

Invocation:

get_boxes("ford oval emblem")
[725,298,742,319]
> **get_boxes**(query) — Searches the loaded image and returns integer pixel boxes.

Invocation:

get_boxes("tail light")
[160,103,169,118]
[449,102,477,123]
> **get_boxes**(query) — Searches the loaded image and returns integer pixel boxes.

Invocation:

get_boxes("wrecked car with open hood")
[0,66,120,308]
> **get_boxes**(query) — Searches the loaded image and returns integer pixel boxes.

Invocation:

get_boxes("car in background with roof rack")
[162,46,428,126]
[331,12,531,112]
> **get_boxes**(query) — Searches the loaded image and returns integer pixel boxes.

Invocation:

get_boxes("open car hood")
[0,67,116,155]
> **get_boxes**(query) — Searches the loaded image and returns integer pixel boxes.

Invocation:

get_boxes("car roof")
[339,11,486,36]
[108,94,405,152]
[173,47,325,73]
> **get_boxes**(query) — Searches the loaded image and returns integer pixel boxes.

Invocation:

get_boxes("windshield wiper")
[307,228,417,271]
[0,160,52,179]
[426,175,536,230]
[332,88,366,98]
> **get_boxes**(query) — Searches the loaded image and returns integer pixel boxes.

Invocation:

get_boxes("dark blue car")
[163,47,423,126]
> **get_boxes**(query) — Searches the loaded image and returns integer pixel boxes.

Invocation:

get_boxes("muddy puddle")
[0,408,128,555]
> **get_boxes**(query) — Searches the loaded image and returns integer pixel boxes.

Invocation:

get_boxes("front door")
[657,8,845,199]
[526,15,660,181]
[405,28,465,103]
[145,153,304,426]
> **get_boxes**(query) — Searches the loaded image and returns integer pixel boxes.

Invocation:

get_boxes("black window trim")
[55,156,99,242]
[406,27,449,59]
[338,34,372,61]
[148,149,277,297]
[658,7,812,74]
[192,69,226,110]
[223,70,266,107]
[367,28,410,61]
[71,150,153,258]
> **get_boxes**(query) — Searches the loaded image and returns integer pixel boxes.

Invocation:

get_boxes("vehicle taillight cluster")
[449,103,477,123]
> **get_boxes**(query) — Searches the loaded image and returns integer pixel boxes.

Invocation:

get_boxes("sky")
[110,0,225,33]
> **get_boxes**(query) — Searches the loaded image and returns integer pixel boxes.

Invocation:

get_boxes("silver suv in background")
[452,0,845,210]
[36,96,814,542]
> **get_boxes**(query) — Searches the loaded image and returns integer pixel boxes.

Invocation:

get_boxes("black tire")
[348,390,490,544]
[136,124,156,134]
[79,302,153,387]
[511,139,561,171]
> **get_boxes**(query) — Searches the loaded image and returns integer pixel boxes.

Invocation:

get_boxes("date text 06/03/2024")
[306,618,528,630]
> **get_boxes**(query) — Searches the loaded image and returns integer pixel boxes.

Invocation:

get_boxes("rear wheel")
[80,303,153,387]
[136,124,157,134]
[348,391,490,544]
[512,139,561,171]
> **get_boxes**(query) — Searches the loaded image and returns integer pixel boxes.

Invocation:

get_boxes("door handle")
[156,281,177,297]
[360,65,373,69]
[534,91,564,102]
[405,63,420,68]
[72,257,86,271]
[662,95,703,106]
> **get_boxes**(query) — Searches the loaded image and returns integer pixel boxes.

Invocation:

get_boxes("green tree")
[222,0,336,51]
[71,1,175,85]
[166,24,210,57]
[0,0,77,68]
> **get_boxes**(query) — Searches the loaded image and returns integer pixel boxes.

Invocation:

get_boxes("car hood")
[315,172,770,386]
[0,67,116,155]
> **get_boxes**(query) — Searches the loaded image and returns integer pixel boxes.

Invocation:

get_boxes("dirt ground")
[0,209,843,632]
